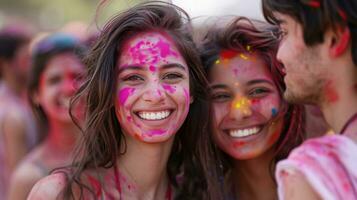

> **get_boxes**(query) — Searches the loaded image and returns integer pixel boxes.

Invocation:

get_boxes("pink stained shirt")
[276,135,357,200]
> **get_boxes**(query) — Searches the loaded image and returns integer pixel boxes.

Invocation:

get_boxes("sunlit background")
[0,0,263,32]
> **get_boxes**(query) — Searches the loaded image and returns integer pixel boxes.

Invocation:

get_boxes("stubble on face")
[283,44,327,105]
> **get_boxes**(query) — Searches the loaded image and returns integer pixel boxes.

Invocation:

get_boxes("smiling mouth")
[228,126,262,138]
[136,110,172,121]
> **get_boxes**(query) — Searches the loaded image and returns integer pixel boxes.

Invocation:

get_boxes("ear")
[329,26,350,57]
[190,95,194,104]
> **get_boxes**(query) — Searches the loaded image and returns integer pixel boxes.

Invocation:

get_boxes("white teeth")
[229,127,260,138]
[138,110,171,120]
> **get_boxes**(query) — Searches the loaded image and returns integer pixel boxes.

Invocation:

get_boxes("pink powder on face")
[128,40,150,65]
[157,89,162,96]
[127,116,132,122]
[118,88,136,106]
[149,65,156,72]
[184,88,190,106]
[155,38,178,58]
[147,129,166,136]
[251,99,260,104]
[163,84,176,94]
[233,68,239,77]
[324,81,339,103]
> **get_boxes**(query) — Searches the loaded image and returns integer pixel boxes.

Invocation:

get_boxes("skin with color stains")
[36,52,85,123]
[115,31,191,143]
[209,53,284,159]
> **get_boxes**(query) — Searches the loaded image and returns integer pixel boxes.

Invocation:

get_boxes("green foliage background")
[0,0,146,30]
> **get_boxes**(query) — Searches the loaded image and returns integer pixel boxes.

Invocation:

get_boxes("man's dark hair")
[262,0,357,65]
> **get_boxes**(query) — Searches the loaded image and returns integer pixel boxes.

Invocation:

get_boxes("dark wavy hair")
[28,33,86,142]
[62,1,219,199]
[199,17,306,188]
[262,0,357,66]
[0,27,31,78]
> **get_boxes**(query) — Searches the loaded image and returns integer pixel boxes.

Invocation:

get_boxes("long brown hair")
[199,16,306,193]
[62,1,219,199]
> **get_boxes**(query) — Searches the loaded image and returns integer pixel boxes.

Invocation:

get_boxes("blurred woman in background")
[8,33,86,199]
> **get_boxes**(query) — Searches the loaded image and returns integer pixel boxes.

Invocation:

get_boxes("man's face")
[275,13,329,104]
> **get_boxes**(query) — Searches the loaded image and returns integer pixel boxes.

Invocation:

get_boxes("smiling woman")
[115,31,191,143]
[7,33,86,200]
[27,1,219,200]
[199,17,306,200]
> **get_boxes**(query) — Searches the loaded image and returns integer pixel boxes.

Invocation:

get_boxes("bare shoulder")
[27,173,67,200]
[8,161,46,200]
[280,170,321,200]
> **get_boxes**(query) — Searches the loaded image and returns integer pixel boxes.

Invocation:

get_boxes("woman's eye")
[124,75,144,82]
[211,93,231,102]
[47,76,61,85]
[249,88,270,97]
[163,73,183,83]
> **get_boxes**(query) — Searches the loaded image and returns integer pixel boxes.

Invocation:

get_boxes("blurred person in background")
[7,33,86,200]
[0,25,38,199]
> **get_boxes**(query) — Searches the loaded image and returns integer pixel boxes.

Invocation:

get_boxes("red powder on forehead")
[220,50,238,59]
[306,0,321,8]
[324,81,339,103]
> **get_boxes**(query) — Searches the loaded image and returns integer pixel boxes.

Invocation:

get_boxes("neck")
[320,68,357,140]
[117,136,174,200]
[46,120,79,155]
[231,148,276,200]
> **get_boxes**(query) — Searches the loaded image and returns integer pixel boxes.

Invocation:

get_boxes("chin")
[229,150,262,160]
[133,130,176,144]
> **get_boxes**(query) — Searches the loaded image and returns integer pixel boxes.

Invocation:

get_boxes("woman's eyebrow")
[118,65,145,75]
[209,84,229,90]
[160,63,187,71]
[246,79,274,86]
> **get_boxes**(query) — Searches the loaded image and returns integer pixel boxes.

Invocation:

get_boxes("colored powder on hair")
[307,0,321,8]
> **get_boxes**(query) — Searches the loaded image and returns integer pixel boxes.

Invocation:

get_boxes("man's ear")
[329,26,350,57]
